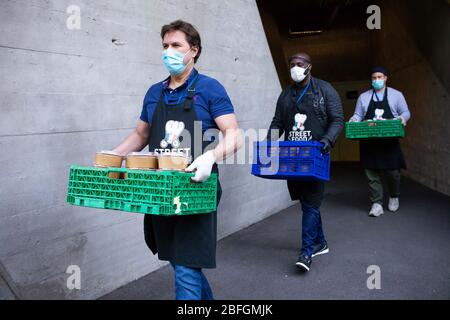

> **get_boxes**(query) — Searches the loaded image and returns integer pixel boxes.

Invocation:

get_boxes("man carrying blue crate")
[349,67,411,217]
[267,52,344,272]
[112,20,241,300]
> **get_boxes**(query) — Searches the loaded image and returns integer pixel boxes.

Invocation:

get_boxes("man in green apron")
[112,20,241,299]
[350,67,411,217]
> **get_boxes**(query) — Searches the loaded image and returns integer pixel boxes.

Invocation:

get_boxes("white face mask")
[290,66,310,83]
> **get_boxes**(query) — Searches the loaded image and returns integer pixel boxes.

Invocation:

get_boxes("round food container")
[94,150,123,168]
[157,152,191,170]
[125,152,158,169]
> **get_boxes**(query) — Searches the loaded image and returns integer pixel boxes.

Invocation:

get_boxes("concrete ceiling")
[260,0,375,36]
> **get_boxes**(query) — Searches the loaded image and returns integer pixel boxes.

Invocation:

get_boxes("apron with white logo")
[144,77,221,268]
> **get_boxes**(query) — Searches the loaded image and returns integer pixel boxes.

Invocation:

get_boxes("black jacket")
[268,77,344,146]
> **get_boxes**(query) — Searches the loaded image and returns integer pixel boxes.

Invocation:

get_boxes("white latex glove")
[396,115,407,126]
[185,150,216,182]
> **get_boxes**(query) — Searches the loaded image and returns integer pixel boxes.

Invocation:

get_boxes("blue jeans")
[170,263,214,300]
[301,203,326,257]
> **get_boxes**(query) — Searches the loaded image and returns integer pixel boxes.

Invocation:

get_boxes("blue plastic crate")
[251,141,330,181]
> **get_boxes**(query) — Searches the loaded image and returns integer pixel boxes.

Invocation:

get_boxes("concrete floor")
[101,163,450,300]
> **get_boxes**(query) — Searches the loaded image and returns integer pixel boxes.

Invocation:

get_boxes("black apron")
[360,88,406,170]
[143,76,221,269]
[286,82,326,201]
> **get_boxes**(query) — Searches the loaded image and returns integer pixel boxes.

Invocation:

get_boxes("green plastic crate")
[66,166,217,216]
[345,119,405,140]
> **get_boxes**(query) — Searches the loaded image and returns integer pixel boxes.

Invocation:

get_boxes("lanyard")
[373,88,386,103]
[164,72,199,106]
[296,81,311,104]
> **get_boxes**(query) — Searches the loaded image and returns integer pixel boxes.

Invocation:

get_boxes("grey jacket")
[269,77,344,146]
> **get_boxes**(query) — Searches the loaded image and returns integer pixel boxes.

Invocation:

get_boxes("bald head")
[288,52,312,65]
[288,52,312,85]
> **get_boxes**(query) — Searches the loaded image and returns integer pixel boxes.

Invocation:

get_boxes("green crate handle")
[70,165,199,179]
[103,167,197,180]
[105,167,129,173]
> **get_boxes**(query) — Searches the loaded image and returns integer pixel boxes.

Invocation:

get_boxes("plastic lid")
[158,152,189,158]
[127,152,157,157]
[97,150,121,156]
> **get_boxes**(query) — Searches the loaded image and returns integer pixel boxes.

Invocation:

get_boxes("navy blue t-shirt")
[140,69,235,131]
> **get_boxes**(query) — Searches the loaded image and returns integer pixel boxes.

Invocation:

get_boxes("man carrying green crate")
[349,67,411,217]
[267,52,344,272]
[112,20,241,300]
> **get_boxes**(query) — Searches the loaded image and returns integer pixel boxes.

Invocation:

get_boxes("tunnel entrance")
[255,0,450,169]
[256,0,378,162]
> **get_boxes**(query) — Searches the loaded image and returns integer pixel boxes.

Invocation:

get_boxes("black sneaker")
[312,243,329,258]
[296,254,312,272]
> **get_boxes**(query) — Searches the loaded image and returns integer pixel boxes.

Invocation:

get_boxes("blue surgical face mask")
[372,79,385,90]
[162,48,191,76]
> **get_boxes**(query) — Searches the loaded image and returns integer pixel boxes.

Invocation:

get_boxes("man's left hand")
[185,150,216,182]
[396,115,407,126]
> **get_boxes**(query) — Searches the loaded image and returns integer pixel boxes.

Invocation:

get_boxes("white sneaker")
[388,198,399,212]
[369,203,384,217]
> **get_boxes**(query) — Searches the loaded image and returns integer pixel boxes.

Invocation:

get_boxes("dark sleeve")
[323,84,344,146]
[266,91,286,141]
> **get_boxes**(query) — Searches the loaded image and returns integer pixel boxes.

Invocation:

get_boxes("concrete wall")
[372,0,450,196]
[0,0,291,299]
[391,0,450,94]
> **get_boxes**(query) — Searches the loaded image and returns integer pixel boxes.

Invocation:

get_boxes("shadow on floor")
[101,162,450,300]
